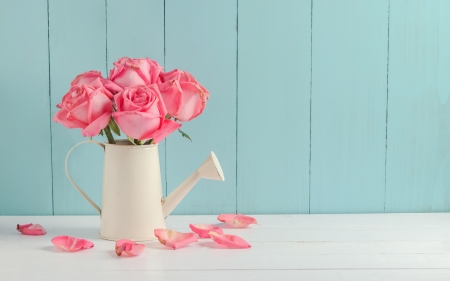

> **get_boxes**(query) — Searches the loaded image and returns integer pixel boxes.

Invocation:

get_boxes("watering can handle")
[65,140,105,214]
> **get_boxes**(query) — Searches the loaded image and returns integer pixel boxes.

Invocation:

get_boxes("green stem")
[104,126,116,144]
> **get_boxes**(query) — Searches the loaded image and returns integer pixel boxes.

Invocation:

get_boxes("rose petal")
[209,231,251,249]
[113,111,162,140]
[81,111,111,137]
[53,108,86,129]
[217,214,236,222]
[115,239,145,256]
[51,236,94,252]
[17,223,46,235]
[109,57,163,88]
[158,80,183,117]
[189,223,223,238]
[174,82,206,122]
[217,214,257,228]
[154,229,198,249]
[149,119,182,144]
[71,70,122,93]
[17,223,33,230]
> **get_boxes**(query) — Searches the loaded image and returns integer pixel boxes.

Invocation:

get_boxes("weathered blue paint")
[1,0,449,215]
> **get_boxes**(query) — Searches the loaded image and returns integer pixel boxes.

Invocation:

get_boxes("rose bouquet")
[53,57,209,144]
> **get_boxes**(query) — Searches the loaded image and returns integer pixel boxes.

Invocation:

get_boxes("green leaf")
[108,117,121,136]
[99,130,104,136]
[178,129,192,142]
[127,136,137,145]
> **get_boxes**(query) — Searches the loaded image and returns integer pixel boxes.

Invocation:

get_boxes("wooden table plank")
[1,214,450,279]
[4,269,450,281]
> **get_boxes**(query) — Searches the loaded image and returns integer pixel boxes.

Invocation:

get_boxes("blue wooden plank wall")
[310,0,388,213]
[386,0,450,212]
[165,0,237,215]
[1,0,449,215]
[238,0,311,214]
[0,0,53,215]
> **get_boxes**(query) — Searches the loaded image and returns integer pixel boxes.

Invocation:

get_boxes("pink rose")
[112,85,181,143]
[109,57,164,88]
[53,85,113,137]
[71,70,123,93]
[158,69,209,122]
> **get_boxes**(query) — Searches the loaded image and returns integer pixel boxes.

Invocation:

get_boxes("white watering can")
[65,139,225,241]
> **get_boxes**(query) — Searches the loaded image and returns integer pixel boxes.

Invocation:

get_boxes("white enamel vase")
[65,139,225,241]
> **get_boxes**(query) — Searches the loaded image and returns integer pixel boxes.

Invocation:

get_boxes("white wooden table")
[1,214,450,280]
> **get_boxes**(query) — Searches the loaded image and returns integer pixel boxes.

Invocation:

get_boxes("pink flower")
[109,57,163,88]
[115,239,145,256]
[51,236,94,252]
[71,70,123,93]
[158,69,209,122]
[112,85,181,142]
[217,214,257,228]
[189,223,223,238]
[209,231,251,249]
[53,85,113,137]
[154,229,198,249]
[17,223,46,235]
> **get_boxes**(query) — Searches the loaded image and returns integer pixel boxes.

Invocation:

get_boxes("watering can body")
[65,139,224,241]
[100,141,166,241]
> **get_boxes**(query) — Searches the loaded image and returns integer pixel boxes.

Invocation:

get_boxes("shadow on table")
[49,228,101,241]
[41,246,64,253]
[200,241,227,249]
[144,241,174,251]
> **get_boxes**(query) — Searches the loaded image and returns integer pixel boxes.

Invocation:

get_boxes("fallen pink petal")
[209,231,251,249]
[51,236,94,252]
[154,229,198,249]
[189,223,223,238]
[115,239,145,256]
[17,223,46,235]
[217,214,257,228]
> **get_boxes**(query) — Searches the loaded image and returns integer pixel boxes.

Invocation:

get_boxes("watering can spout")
[162,152,225,218]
